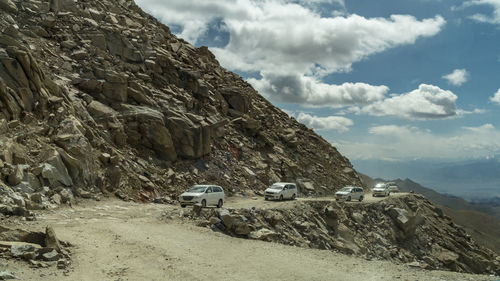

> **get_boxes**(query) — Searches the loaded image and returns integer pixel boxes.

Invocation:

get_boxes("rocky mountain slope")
[0,0,362,216]
[392,179,500,255]
[179,194,500,275]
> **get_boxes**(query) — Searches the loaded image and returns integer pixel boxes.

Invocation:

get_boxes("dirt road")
[225,192,406,209]
[5,198,498,281]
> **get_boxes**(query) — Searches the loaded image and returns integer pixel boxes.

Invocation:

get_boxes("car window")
[290,185,296,189]
[206,186,212,193]
[214,186,222,192]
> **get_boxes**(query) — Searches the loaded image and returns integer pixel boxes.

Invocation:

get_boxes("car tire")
[201,199,206,208]
[291,194,296,200]
[181,204,186,208]
[359,195,364,202]
[279,195,283,201]
[217,199,223,208]
[347,196,351,202]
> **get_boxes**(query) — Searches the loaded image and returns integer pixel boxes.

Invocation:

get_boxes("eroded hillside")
[0,0,361,216]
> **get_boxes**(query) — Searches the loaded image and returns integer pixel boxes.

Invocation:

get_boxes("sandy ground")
[3,197,499,281]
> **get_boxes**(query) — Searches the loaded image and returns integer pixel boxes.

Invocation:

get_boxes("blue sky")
[136,0,500,162]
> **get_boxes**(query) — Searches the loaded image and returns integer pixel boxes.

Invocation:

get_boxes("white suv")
[178,185,224,208]
[372,183,390,197]
[264,182,297,201]
[335,186,364,202]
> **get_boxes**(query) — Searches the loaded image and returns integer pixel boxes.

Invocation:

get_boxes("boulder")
[0,0,17,14]
[44,226,61,253]
[220,88,249,113]
[249,228,278,241]
[122,105,177,161]
[87,100,116,117]
[165,110,213,159]
[234,221,251,235]
[388,207,423,237]
[40,154,72,187]
[7,165,23,186]
[217,209,232,229]
[41,249,60,261]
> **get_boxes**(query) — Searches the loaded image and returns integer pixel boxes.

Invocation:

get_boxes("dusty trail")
[5,198,497,281]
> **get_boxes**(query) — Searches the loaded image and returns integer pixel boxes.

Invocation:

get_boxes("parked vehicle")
[265,182,297,201]
[335,186,364,202]
[372,183,390,197]
[386,182,399,193]
[178,185,224,208]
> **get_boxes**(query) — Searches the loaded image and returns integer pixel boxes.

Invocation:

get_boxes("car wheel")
[359,195,364,202]
[201,199,206,208]
[347,196,351,202]
[181,204,186,208]
[217,199,223,208]
[279,195,283,201]
[291,194,296,200]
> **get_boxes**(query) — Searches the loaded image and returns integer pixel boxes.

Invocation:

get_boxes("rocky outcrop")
[0,225,70,269]
[177,194,500,275]
[0,0,362,216]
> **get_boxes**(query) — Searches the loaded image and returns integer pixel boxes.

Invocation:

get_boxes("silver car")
[178,185,224,208]
[264,182,297,201]
[335,186,364,202]
[372,183,390,197]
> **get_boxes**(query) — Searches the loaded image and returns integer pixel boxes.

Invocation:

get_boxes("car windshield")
[186,186,207,193]
[269,184,283,190]
[339,187,352,192]
[375,184,387,189]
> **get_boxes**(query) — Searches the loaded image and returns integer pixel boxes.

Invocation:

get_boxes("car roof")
[272,182,296,185]
[192,184,219,187]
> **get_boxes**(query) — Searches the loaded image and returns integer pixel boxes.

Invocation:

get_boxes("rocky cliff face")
[0,0,361,214]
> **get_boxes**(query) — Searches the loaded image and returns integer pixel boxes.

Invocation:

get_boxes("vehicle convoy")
[178,185,224,208]
[265,182,297,201]
[372,183,390,197]
[335,186,364,202]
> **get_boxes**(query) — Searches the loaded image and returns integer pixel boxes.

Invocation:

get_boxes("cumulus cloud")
[461,0,500,25]
[136,0,445,107]
[490,88,500,104]
[296,112,353,132]
[442,69,469,86]
[248,74,389,108]
[360,84,458,119]
[334,124,500,160]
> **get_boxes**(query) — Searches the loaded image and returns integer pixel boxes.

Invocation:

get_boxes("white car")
[335,186,364,202]
[372,183,390,197]
[264,182,297,201]
[386,182,399,193]
[178,185,224,208]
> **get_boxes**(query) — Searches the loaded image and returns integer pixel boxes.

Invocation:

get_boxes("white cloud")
[360,84,458,119]
[136,0,445,107]
[461,0,500,24]
[296,112,353,132]
[248,74,389,108]
[334,124,500,160]
[490,88,500,104]
[442,68,469,86]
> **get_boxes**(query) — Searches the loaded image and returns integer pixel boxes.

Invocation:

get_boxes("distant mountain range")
[354,158,500,199]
